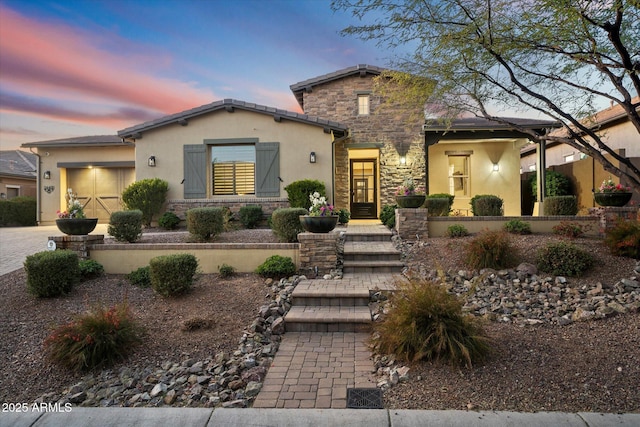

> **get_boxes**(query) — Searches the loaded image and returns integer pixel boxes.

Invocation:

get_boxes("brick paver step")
[292,281,370,307]
[284,306,372,333]
[342,260,405,274]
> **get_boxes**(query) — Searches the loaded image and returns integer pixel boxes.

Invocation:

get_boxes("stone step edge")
[284,306,372,323]
[292,288,371,298]
[342,260,405,267]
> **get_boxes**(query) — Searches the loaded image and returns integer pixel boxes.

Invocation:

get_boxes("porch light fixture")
[43,170,51,180]
[492,163,499,172]
[148,156,156,167]
[309,152,316,163]
[399,156,406,165]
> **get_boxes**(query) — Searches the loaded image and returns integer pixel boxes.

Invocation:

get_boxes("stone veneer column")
[297,231,339,277]
[588,206,640,237]
[395,208,429,240]
[48,234,104,260]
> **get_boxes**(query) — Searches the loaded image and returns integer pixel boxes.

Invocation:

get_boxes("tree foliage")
[333,0,640,191]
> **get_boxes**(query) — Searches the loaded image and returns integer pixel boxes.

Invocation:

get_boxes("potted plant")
[299,192,339,233]
[395,177,426,208]
[55,188,98,235]
[594,177,633,207]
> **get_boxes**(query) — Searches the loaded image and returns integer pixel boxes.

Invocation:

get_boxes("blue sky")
[0,0,395,149]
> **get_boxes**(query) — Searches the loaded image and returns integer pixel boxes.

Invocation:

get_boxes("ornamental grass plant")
[464,230,517,269]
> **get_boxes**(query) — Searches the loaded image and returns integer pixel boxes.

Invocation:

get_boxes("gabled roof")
[290,64,386,110]
[0,150,37,179]
[21,135,128,148]
[423,116,561,133]
[118,98,348,139]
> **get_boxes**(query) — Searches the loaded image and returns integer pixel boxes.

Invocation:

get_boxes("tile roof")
[0,150,37,178]
[21,135,128,148]
[118,99,348,138]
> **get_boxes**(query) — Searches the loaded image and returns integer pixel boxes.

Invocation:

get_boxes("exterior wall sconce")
[148,156,156,167]
[309,152,316,163]
[400,156,407,165]
[492,163,499,172]
[43,171,51,179]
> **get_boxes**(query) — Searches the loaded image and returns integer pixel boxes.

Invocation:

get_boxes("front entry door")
[350,159,377,219]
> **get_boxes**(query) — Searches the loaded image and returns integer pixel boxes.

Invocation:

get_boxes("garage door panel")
[67,168,134,222]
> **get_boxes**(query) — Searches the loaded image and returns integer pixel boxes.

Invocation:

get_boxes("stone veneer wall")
[166,197,289,220]
[297,231,339,277]
[49,234,104,260]
[301,73,425,211]
[587,206,639,236]
[395,208,429,240]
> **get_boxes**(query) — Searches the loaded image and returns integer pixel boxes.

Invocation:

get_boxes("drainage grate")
[346,388,383,409]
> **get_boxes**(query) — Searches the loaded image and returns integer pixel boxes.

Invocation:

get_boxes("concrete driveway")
[0,224,109,276]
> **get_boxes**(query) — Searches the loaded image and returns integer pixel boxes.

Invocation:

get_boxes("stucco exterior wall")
[133,109,336,203]
[429,139,524,216]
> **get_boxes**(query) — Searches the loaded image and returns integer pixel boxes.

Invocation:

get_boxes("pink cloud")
[0,5,214,117]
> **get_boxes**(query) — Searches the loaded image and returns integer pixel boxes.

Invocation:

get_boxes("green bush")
[604,219,640,259]
[44,302,142,371]
[446,224,469,238]
[470,195,503,216]
[256,255,297,279]
[504,219,531,235]
[239,205,263,229]
[158,212,181,230]
[544,196,578,216]
[24,250,79,297]
[536,242,593,276]
[338,208,351,224]
[0,196,37,226]
[530,170,572,199]
[186,207,225,241]
[218,263,236,278]
[108,210,143,243]
[424,198,451,216]
[284,179,326,210]
[271,208,307,242]
[149,254,199,297]
[380,204,397,229]
[552,221,586,238]
[464,230,517,269]
[127,266,151,288]
[122,178,169,227]
[371,277,492,367]
[79,259,104,280]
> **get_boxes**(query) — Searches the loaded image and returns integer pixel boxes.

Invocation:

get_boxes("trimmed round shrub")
[470,195,503,216]
[544,196,578,216]
[256,255,297,279]
[127,266,151,288]
[239,205,264,229]
[604,219,640,259]
[446,224,469,238]
[284,179,326,210]
[121,178,169,227]
[24,250,79,297]
[504,219,531,235]
[424,197,451,216]
[380,204,397,229]
[187,207,225,240]
[271,208,307,243]
[218,263,236,278]
[338,208,351,224]
[464,230,517,269]
[371,277,492,367]
[109,210,143,243]
[536,242,593,276]
[150,254,199,297]
[79,259,104,279]
[158,212,181,230]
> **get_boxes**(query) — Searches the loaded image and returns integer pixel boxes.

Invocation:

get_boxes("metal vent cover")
[346,388,383,409]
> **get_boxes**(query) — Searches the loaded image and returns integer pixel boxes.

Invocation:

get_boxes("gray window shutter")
[256,142,280,197]
[183,144,207,198]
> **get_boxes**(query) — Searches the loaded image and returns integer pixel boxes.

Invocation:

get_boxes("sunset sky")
[0,0,393,150]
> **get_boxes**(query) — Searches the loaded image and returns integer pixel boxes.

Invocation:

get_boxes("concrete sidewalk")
[3,408,639,427]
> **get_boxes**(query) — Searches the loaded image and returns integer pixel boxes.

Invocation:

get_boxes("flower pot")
[396,195,426,208]
[55,218,98,235]
[299,215,339,233]
[594,192,632,207]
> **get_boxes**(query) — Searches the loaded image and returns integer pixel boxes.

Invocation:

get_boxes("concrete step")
[284,306,372,333]
[342,260,405,274]
[292,281,370,307]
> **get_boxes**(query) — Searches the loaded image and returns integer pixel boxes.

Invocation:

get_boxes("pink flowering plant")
[598,177,631,193]
[308,192,335,216]
[57,188,86,219]
[395,177,425,196]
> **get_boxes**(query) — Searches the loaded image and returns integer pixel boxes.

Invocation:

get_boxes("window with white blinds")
[211,145,256,195]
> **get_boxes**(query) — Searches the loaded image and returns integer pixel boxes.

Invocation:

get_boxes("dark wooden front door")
[350,159,377,219]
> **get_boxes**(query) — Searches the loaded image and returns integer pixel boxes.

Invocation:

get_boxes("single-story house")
[0,150,37,200]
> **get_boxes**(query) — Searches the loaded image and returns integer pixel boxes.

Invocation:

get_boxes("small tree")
[121,179,169,227]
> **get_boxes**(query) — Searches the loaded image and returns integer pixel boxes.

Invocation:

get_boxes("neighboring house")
[0,150,37,199]
[520,100,640,208]
[21,136,134,225]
